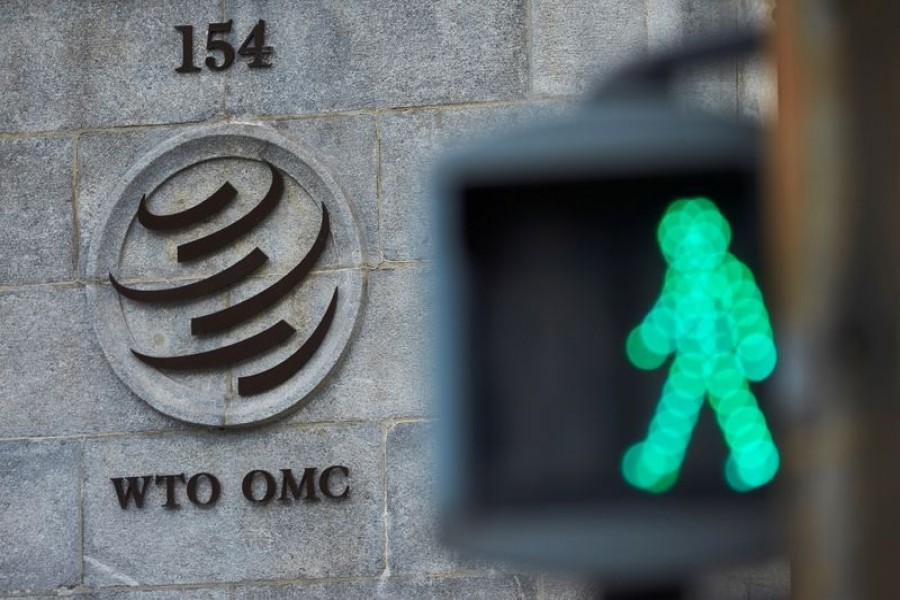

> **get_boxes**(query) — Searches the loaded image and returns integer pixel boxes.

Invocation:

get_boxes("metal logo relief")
[87,125,364,427]
[110,161,337,397]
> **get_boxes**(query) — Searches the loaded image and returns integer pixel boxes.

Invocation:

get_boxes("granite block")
[0,286,177,437]
[532,0,648,96]
[0,439,79,593]
[288,266,433,423]
[77,127,183,277]
[692,559,789,600]
[0,1,221,133]
[746,558,790,600]
[217,267,363,425]
[224,0,527,116]
[234,575,536,599]
[273,116,379,264]
[0,137,73,284]
[645,0,684,51]
[387,421,471,574]
[541,578,599,600]
[646,0,740,115]
[647,0,741,48]
[748,585,790,600]
[7,590,230,600]
[82,424,383,585]
[119,276,229,396]
[690,572,749,600]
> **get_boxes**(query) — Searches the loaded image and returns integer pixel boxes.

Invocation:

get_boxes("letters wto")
[111,466,350,510]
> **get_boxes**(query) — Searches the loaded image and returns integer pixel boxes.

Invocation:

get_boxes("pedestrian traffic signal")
[434,95,782,579]
[621,197,779,495]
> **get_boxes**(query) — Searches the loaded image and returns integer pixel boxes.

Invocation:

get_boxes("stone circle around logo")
[87,125,365,427]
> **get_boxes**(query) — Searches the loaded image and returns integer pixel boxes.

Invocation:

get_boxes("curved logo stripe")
[109,248,268,303]
[138,181,237,231]
[132,320,296,371]
[177,161,284,263]
[114,159,338,398]
[238,288,338,396]
[191,203,330,336]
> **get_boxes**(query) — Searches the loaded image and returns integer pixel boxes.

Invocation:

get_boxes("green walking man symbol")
[621,197,780,493]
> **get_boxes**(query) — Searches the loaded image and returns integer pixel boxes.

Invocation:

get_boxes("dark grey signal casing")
[432,93,783,582]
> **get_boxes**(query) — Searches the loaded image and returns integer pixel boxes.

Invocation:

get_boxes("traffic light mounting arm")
[593,28,764,102]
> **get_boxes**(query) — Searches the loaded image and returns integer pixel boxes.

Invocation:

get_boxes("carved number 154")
[175,20,273,72]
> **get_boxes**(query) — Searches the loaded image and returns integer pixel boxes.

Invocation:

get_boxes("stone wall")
[0,1,786,598]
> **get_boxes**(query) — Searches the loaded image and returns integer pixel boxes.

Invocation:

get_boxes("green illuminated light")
[621,197,779,494]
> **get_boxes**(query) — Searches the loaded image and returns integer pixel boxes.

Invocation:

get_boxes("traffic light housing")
[433,94,781,579]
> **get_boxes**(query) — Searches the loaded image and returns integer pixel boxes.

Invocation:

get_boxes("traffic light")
[433,39,780,580]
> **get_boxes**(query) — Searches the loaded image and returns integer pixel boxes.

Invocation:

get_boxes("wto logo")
[108,162,336,397]
[88,126,364,426]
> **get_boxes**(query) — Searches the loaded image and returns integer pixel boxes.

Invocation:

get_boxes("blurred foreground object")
[776,1,900,599]
[434,30,782,591]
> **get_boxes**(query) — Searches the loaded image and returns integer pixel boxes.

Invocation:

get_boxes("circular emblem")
[87,125,365,426]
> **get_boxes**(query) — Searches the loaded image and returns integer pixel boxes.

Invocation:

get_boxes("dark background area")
[460,170,775,512]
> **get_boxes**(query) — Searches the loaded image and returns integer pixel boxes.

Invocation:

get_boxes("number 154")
[175,20,273,72]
